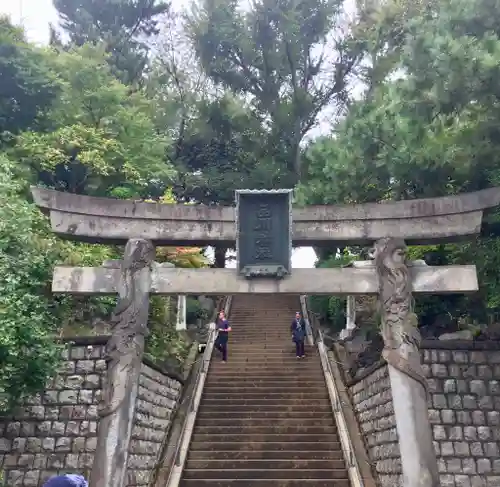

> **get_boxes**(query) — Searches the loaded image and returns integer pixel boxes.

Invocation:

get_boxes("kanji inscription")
[236,190,292,278]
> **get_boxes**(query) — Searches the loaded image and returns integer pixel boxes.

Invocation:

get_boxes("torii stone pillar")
[370,237,439,487]
[89,238,155,487]
[176,295,187,330]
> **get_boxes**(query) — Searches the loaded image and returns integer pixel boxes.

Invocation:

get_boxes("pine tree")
[52,0,170,84]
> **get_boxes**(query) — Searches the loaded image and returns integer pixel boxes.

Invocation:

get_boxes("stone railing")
[152,295,228,487]
[300,296,377,487]
[163,296,232,487]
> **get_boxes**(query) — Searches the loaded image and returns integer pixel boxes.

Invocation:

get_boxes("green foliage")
[0,17,60,138]
[12,45,174,197]
[188,0,359,180]
[146,297,191,367]
[308,252,358,333]
[299,0,500,327]
[0,155,67,412]
[52,0,170,84]
[172,93,279,204]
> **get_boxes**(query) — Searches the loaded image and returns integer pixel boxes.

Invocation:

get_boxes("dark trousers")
[295,340,305,357]
[216,341,228,361]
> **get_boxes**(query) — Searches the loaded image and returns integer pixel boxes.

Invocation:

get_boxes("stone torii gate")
[31,186,500,487]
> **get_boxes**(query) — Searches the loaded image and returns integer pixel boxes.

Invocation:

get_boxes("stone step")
[214,350,316,355]
[225,344,298,347]
[207,370,322,376]
[187,450,344,460]
[205,372,323,378]
[199,404,333,413]
[191,434,339,444]
[185,459,346,470]
[227,339,299,343]
[195,417,335,427]
[206,377,324,384]
[210,360,319,366]
[182,469,348,480]
[228,312,295,315]
[225,348,304,352]
[225,346,308,351]
[203,386,326,394]
[180,480,349,487]
[196,409,333,418]
[229,314,297,317]
[229,321,294,324]
[209,363,320,370]
[201,398,331,406]
[202,393,329,401]
[229,316,297,319]
[204,379,326,387]
[205,375,323,382]
[180,296,348,487]
[194,426,338,435]
[225,338,300,341]
[188,441,342,452]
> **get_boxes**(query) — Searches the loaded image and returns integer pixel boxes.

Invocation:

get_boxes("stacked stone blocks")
[126,363,182,486]
[348,342,500,487]
[423,345,500,487]
[0,339,183,487]
[350,364,401,487]
[0,342,105,486]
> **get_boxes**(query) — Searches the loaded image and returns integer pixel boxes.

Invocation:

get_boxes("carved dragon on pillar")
[98,238,156,417]
[369,237,428,393]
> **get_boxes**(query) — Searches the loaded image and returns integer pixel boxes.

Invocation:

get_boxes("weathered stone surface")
[370,238,438,487]
[126,363,182,486]
[0,340,183,487]
[32,186,500,245]
[422,345,500,487]
[350,364,402,487]
[350,343,500,487]
[89,238,155,487]
[0,341,106,486]
[52,265,479,295]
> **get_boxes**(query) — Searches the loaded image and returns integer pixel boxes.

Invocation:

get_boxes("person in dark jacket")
[291,311,307,358]
[42,474,88,487]
[215,310,231,362]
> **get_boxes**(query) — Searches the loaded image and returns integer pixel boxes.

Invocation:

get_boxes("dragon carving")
[98,239,155,418]
[369,237,428,393]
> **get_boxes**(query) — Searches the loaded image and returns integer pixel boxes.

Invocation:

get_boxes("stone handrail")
[300,295,370,487]
[165,296,233,487]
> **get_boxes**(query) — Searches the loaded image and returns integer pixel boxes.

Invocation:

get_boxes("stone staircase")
[179,294,350,487]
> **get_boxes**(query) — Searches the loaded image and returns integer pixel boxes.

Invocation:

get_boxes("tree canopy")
[52,0,170,84]
[298,0,500,329]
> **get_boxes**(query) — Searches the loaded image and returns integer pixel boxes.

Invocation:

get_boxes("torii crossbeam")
[52,262,478,295]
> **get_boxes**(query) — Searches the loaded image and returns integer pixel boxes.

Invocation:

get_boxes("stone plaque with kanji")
[236,189,292,278]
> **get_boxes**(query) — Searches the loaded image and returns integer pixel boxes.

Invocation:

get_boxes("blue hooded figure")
[42,474,88,487]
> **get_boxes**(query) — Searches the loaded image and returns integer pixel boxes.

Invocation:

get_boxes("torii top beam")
[31,186,500,246]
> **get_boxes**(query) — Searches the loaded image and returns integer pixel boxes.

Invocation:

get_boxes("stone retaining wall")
[349,364,401,487]
[423,342,500,487]
[348,341,500,487]
[0,338,183,487]
[127,363,182,486]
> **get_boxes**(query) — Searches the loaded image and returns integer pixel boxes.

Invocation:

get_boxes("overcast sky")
[1,0,319,268]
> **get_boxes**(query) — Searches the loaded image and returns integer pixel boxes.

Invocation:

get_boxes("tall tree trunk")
[214,245,227,268]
